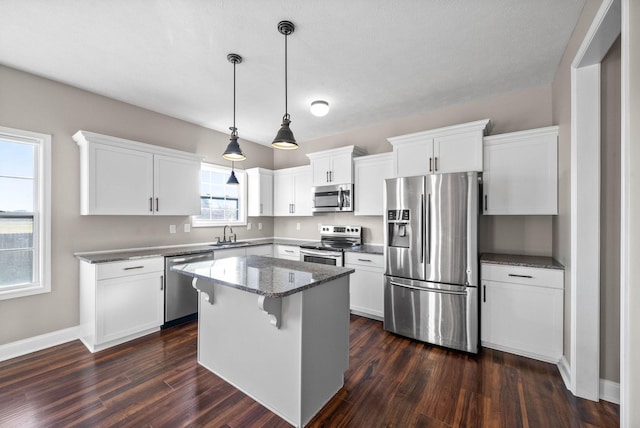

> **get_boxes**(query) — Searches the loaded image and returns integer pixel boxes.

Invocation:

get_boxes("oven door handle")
[300,249,342,258]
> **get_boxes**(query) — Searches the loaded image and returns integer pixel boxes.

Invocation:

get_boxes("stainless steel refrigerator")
[383,172,479,353]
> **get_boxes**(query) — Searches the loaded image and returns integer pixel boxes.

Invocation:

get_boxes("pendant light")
[227,161,240,185]
[223,53,246,161]
[272,20,298,150]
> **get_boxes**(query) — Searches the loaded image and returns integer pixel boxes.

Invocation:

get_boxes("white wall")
[0,65,275,345]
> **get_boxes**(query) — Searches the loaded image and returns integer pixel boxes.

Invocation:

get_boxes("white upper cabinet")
[273,165,313,217]
[387,119,491,177]
[353,152,394,216]
[74,131,202,216]
[246,168,274,217]
[306,145,365,186]
[483,126,558,215]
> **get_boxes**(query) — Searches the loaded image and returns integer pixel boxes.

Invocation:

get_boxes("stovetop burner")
[299,225,362,252]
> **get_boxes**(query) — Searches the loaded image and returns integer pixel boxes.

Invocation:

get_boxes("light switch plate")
[169,224,176,234]
[247,223,252,231]
[184,224,191,233]
[296,222,301,231]
[258,223,262,230]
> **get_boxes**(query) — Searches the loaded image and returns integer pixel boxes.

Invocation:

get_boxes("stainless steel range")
[299,225,362,267]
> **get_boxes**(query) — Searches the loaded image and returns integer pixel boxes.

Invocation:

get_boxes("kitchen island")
[171,255,354,427]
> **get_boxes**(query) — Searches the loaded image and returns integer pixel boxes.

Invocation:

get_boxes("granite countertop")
[74,238,384,264]
[480,253,564,270]
[171,255,355,298]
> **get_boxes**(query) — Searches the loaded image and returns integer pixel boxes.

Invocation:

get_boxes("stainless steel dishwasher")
[164,251,214,328]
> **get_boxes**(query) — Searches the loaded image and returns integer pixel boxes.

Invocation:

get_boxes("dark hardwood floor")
[0,316,619,427]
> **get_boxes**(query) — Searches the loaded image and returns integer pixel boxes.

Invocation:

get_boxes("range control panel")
[320,225,361,238]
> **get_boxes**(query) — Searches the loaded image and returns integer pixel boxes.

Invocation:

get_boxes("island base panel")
[197,276,350,427]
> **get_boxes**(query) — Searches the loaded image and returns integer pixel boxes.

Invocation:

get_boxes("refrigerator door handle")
[420,194,425,264]
[389,281,468,296]
[427,193,431,265]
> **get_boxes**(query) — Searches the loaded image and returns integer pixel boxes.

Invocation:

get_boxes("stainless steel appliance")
[312,184,353,212]
[164,251,215,328]
[384,172,479,353]
[299,225,362,266]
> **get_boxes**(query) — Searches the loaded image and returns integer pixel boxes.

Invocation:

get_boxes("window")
[0,126,51,300]
[192,162,246,227]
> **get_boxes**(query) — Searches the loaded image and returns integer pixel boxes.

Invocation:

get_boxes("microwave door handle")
[338,188,343,209]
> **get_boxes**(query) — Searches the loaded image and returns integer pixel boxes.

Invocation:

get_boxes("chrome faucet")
[223,225,233,243]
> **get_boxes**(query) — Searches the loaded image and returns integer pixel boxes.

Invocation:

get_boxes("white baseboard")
[0,326,80,362]
[558,355,572,392]
[599,378,620,404]
[555,355,620,404]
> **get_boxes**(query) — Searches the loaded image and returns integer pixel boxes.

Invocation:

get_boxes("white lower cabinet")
[480,262,564,363]
[275,244,300,261]
[345,252,384,320]
[245,244,274,257]
[79,257,165,352]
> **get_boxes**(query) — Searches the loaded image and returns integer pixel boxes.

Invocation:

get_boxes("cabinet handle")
[435,157,438,172]
[484,195,488,211]
[284,250,294,253]
[326,171,329,182]
[291,203,295,214]
[155,197,159,212]
[260,203,263,214]
[329,171,332,182]
[508,274,533,279]
[124,265,144,270]
[429,157,433,172]
[149,197,153,212]
[160,275,164,291]
[483,285,486,303]
[357,258,372,262]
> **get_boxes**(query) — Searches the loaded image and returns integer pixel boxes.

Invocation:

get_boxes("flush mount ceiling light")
[223,53,246,161]
[272,20,298,150]
[310,100,329,117]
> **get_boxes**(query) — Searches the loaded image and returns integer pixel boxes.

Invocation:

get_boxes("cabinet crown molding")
[387,119,492,146]
[246,167,274,176]
[483,126,559,145]
[73,130,202,161]
[305,145,366,160]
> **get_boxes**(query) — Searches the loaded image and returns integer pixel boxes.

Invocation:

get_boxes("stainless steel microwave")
[312,184,353,212]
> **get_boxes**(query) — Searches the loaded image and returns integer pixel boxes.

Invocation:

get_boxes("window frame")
[0,126,51,300]
[192,162,247,228]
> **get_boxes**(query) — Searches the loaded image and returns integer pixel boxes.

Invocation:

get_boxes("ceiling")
[0,0,585,146]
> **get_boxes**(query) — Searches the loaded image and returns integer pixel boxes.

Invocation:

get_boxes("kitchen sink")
[209,241,250,249]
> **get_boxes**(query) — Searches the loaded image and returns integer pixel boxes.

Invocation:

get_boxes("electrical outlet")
[169,224,176,234]
[247,222,252,231]
[296,222,301,231]
[258,223,262,230]
[184,224,191,233]
[318,223,322,231]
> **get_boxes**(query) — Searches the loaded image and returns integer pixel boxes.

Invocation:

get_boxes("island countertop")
[171,255,354,298]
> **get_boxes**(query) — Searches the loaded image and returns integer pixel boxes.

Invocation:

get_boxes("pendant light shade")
[223,53,246,161]
[227,161,240,185]
[272,20,298,150]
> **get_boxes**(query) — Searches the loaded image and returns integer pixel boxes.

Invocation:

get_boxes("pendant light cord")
[233,59,236,133]
[284,32,288,117]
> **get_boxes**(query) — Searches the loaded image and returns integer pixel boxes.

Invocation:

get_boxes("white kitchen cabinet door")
[75,130,203,216]
[483,126,558,215]
[434,131,483,173]
[388,119,491,177]
[79,257,165,352]
[392,139,432,177]
[345,252,384,320]
[213,247,247,259]
[307,145,365,186]
[273,166,312,217]
[246,244,273,257]
[480,263,564,363]
[86,142,154,215]
[246,168,274,217]
[97,270,164,345]
[154,154,201,215]
[354,153,394,216]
